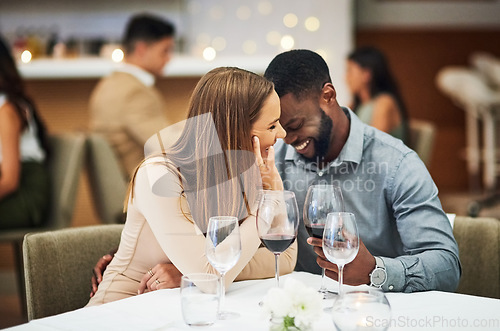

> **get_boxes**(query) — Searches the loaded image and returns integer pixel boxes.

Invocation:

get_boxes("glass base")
[217,311,240,320]
[320,289,338,300]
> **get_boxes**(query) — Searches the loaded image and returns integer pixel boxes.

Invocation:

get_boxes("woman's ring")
[155,279,161,285]
[148,268,154,277]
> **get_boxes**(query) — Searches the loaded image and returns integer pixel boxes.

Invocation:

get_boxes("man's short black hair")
[264,49,332,100]
[123,13,175,54]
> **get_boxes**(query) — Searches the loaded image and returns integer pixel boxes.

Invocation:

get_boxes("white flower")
[262,287,293,318]
[261,278,323,330]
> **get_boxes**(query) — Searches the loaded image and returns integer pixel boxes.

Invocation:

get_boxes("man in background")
[89,13,178,178]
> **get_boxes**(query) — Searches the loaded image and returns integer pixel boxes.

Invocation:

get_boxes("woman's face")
[346,60,370,94]
[250,90,286,159]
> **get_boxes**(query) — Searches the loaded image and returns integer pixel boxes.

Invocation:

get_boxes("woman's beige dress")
[87,156,297,306]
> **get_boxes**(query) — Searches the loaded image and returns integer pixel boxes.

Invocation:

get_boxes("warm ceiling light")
[242,40,257,55]
[21,50,32,63]
[203,47,216,61]
[266,31,281,46]
[257,1,273,15]
[305,17,320,32]
[280,35,295,50]
[111,48,124,62]
[209,6,224,20]
[236,6,251,20]
[283,13,298,28]
[212,37,226,51]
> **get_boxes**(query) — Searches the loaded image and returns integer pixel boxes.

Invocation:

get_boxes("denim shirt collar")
[284,107,364,167]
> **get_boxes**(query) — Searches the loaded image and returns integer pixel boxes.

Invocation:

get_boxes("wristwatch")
[369,256,387,288]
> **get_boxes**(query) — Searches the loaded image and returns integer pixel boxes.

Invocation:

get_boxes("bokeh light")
[305,17,320,32]
[280,35,295,50]
[283,13,298,28]
[21,50,32,63]
[203,47,217,61]
[257,1,273,15]
[242,40,257,55]
[111,48,124,62]
[209,6,224,20]
[266,31,281,46]
[236,6,252,20]
[212,37,227,51]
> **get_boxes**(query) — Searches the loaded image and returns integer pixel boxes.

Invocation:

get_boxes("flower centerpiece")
[261,278,323,331]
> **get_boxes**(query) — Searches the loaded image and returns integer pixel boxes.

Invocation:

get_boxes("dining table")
[6,271,500,331]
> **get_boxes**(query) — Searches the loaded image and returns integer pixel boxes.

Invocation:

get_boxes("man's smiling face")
[279,93,333,161]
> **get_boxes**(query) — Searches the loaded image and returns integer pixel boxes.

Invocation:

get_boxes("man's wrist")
[369,256,387,288]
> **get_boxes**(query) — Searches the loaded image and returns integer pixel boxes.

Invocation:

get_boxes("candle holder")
[331,290,391,331]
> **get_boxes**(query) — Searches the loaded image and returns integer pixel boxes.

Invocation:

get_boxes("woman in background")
[87,67,296,306]
[0,36,50,229]
[346,46,409,144]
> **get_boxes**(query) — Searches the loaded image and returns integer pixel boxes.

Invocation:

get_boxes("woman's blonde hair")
[125,67,274,231]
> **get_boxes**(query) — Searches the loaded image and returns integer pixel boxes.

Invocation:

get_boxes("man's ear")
[322,83,337,104]
[133,41,148,56]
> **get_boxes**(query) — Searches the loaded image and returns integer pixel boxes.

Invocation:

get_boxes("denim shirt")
[275,107,461,293]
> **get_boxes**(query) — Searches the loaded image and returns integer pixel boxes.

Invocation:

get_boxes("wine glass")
[323,212,359,297]
[205,216,241,320]
[256,190,299,287]
[303,183,344,299]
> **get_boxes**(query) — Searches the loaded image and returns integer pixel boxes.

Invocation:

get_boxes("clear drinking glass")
[323,212,359,297]
[180,273,220,327]
[256,190,299,287]
[205,216,241,320]
[331,289,391,331]
[303,183,344,299]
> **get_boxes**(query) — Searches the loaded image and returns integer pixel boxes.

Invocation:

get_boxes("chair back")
[45,133,87,229]
[23,224,124,320]
[86,133,127,224]
[453,216,500,298]
[408,119,436,167]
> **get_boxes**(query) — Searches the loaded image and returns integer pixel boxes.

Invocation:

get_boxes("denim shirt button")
[318,171,324,176]
[388,285,394,291]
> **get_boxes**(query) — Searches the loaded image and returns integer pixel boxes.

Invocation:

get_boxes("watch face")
[371,269,386,285]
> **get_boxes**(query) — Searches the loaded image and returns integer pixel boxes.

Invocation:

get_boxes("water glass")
[331,290,391,331]
[181,273,220,327]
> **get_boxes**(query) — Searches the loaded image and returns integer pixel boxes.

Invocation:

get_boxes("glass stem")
[338,264,344,297]
[219,272,225,313]
[274,253,280,287]
[319,268,327,292]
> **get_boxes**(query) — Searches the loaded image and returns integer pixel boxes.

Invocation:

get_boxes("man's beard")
[304,108,333,161]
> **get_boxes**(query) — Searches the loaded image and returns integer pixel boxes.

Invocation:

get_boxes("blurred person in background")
[346,46,409,144]
[0,35,50,229]
[89,13,180,178]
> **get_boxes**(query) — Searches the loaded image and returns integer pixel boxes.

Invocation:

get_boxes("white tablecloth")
[7,272,500,330]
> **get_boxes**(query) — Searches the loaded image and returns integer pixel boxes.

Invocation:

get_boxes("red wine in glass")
[303,184,344,298]
[256,190,299,287]
[305,224,325,239]
[260,234,296,253]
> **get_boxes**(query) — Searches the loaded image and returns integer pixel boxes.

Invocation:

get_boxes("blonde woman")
[88,67,295,305]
